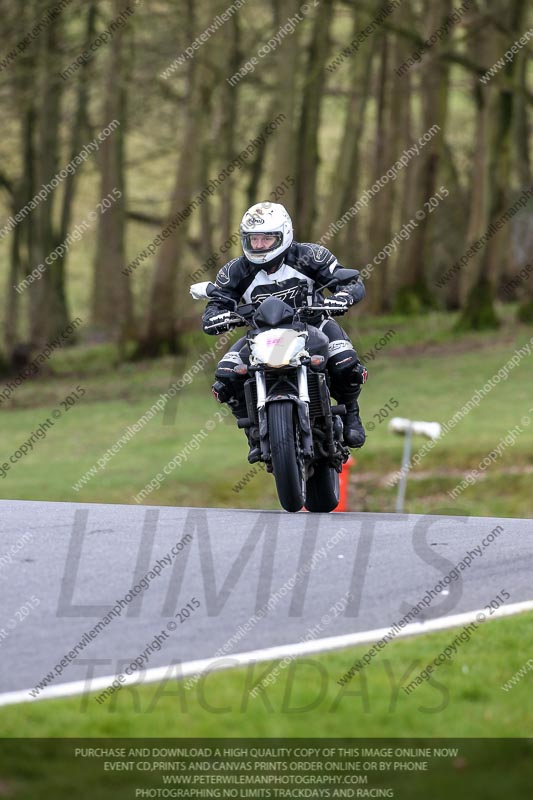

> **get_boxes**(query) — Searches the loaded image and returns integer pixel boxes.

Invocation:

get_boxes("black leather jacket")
[202,242,365,333]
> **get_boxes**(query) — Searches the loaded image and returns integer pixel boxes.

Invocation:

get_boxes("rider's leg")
[211,338,260,463]
[319,319,367,448]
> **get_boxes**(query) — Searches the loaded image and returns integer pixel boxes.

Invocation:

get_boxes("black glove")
[323,291,354,316]
[203,310,235,334]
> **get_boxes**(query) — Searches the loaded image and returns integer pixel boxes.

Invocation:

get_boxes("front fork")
[255,366,314,462]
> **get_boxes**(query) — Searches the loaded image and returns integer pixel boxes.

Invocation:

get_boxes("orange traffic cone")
[335,456,355,512]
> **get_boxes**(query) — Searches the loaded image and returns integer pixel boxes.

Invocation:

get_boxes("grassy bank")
[0,310,531,514]
[0,610,531,737]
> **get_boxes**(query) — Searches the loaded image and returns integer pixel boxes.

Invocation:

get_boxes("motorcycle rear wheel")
[305,460,340,513]
[267,401,306,513]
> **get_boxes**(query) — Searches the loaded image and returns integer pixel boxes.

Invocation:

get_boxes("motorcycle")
[191,271,360,513]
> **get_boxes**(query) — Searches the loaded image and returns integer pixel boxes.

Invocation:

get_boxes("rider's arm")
[333,272,365,305]
[297,243,365,305]
[202,258,244,333]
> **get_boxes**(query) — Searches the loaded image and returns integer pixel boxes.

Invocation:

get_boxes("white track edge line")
[2,599,532,708]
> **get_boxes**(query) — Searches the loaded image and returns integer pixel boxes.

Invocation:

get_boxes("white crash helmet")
[240,202,293,266]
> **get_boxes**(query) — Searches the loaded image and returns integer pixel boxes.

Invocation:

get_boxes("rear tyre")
[305,460,340,513]
[267,401,305,512]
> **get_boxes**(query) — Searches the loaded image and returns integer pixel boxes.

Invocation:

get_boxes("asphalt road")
[0,499,531,699]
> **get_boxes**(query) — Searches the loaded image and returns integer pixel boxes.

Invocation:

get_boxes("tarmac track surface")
[0,499,531,704]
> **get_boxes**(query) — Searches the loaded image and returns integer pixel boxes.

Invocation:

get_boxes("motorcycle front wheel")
[267,401,306,513]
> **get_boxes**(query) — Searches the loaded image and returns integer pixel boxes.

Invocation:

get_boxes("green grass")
[0,312,531,767]
[0,311,531,514]
[3,611,533,738]
[0,613,532,798]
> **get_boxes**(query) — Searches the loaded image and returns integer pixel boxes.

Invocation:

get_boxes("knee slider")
[350,362,368,385]
[328,350,358,377]
[211,379,233,404]
[330,354,368,386]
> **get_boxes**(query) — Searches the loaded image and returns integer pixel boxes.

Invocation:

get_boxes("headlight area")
[250,328,308,367]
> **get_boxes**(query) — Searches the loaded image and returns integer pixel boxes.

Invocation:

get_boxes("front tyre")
[305,460,340,513]
[267,401,305,513]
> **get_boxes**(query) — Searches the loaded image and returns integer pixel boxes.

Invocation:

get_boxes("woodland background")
[0,0,531,368]
[0,0,532,747]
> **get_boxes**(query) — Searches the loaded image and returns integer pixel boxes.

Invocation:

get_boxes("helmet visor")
[241,231,284,255]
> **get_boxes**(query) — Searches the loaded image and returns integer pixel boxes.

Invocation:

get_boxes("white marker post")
[389,417,441,513]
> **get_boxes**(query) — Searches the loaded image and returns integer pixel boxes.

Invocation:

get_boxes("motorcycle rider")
[200,202,367,463]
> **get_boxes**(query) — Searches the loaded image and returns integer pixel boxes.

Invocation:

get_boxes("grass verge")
[0,613,531,795]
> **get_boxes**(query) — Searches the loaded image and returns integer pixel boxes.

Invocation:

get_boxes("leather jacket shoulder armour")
[202,243,365,332]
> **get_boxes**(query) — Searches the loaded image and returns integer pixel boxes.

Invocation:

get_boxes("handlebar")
[203,314,248,332]
[204,299,348,333]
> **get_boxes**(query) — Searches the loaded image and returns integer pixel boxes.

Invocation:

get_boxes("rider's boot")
[343,398,366,448]
[227,398,260,463]
[216,384,260,464]
[244,425,261,464]
[330,363,367,449]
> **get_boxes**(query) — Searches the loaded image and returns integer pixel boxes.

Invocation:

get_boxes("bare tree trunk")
[319,6,374,255]
[434,140,469,310]
[59,0,97,243]
[218,9,240,246]
[198,137,215,265]
[3,68,37,357]
[388,0,418,307]
[458,0,525,330]
[28,6,67,347]
[295,0,334,240]
[367,33,396,313]
[138,2,208,357]
[514,5,533,322]
[395,0,452,313]
[246,96,278,206]
[268,0,301,209]
[52,0,97,346]
[513,46,531,188]
[91,0,134,345]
